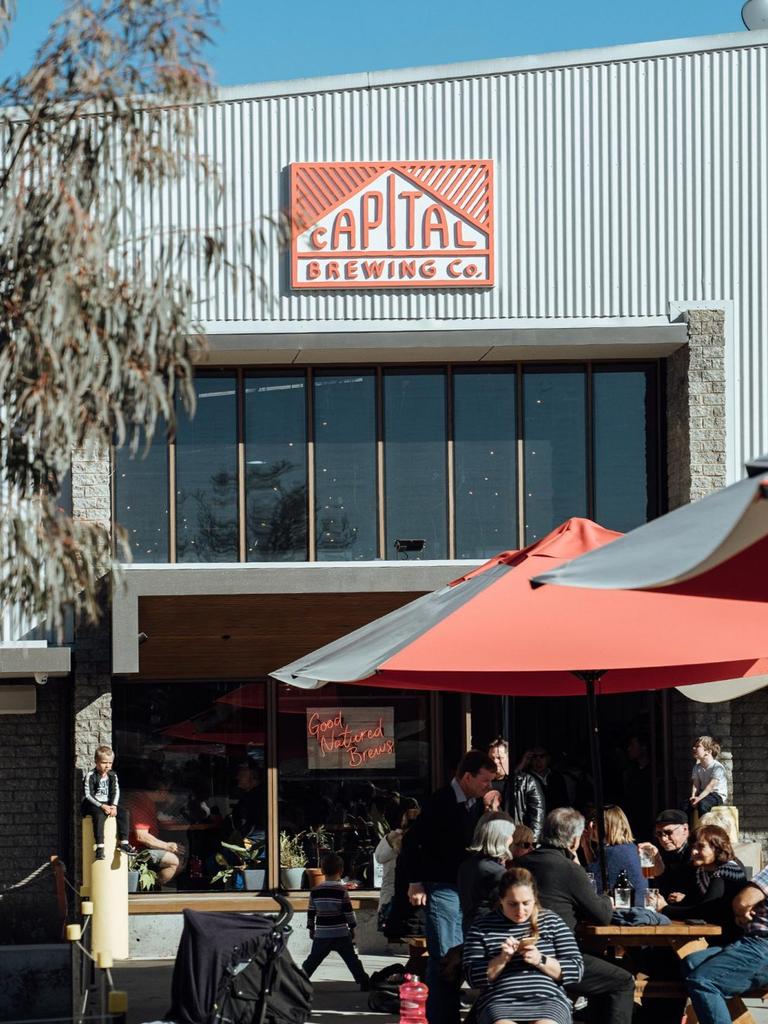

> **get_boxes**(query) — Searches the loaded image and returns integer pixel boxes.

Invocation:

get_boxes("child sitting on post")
[688,736,728,817]
[301,852,370,991]
[81,744,134,860]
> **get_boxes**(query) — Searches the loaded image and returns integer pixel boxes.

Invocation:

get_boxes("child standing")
[302,853,369,990]
[688,736,728,816]
[81,744,134,860]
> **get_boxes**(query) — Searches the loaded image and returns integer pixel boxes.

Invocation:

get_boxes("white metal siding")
[149,38,768,473]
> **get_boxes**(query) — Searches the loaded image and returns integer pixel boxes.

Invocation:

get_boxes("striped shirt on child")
[307,880,357,939]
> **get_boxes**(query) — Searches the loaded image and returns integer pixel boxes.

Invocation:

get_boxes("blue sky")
[1,1,748,87]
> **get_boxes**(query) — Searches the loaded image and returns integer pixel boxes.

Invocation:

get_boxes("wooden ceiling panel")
[135,592,421,679]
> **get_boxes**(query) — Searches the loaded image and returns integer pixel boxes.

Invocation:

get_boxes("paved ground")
[112,954,406,1024]
[111,954,768,1024]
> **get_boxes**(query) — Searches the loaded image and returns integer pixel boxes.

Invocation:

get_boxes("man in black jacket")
[485,737,545,839]
[638,808,693,898]
[516,807,635,1024]
[401,749,497,1024]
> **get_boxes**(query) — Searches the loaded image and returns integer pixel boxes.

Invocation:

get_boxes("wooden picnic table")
[578,923,762,1023]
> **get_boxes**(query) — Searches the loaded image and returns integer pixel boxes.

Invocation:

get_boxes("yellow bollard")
[108,990,128,1024]
[82,817,92,896]
[82,814,129,960]
[81,901,93,916]
[66,923,82,941]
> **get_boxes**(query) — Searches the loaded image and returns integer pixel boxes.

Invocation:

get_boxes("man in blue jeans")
[400,749,497,1024]
[684,864,768,1024]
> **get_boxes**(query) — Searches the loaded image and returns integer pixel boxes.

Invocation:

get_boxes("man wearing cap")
[684,865,768,1023]
[638,809,693,899]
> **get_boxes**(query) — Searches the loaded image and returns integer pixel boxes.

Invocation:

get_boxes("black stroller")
[168,892,313,1024]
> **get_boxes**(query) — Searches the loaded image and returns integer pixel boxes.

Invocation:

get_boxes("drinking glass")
[644,888,660,909]
[640,848,656,879]
[613,887,632,909]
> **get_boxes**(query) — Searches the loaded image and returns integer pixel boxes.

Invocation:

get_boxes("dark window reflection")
[384,371,447,559]
[115,428,169,562]
[454,370,517,557]
[176,377,238,562]
[277,682,430,886]
[593,368,654,532]
[113,679,267,893]
[314,372,377,560]
[523,369,587,543]
[245,373,307,561]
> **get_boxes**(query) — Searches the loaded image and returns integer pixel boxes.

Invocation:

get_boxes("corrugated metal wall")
[153,38,768,473]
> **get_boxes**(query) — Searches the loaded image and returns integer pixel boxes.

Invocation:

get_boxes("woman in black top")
[458,815,517,930]
[648,824,746,944]
[464,867,583,1024]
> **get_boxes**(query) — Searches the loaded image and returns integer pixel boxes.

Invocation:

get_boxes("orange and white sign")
[291,160,494,289]
[306,707,396,770]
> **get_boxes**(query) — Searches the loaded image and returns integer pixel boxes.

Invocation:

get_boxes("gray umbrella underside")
[270,562,508,689]
[532,471,768,593]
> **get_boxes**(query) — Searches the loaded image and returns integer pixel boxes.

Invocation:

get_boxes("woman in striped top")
[463,867,583,1024]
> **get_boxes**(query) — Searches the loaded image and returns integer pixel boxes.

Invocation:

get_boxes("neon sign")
[291,160,494,290]
[306,707,396,770]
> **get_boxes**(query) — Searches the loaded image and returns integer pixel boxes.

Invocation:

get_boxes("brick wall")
[0,680,72,941]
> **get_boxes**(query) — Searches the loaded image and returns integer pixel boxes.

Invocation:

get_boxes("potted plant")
[128,849,158,893]
[279,831,308,890]
[300,826,331,888]
[211,838,267,891]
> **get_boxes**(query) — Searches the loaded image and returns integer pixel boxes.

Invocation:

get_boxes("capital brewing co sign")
[291,160,494,289]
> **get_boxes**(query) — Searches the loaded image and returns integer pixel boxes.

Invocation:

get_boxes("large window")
[523,369,588,544]
[112,679,267,893]
[314,371,377,561]
[277,682,431,888]
[114,428,169,562]
[112,678,431,893]
[245,373,308,560]
[593,366,656,532]
[454,369,518,557]
[176,375,238,562]
[383,370,448,559]
[115,362,661,563]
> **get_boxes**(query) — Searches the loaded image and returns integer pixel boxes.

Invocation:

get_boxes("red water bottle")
[399,973,428,1022]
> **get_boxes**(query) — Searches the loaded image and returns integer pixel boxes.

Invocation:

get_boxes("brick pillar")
[664,307,758,843]
[71,444,113,881]
[666,308,727,509]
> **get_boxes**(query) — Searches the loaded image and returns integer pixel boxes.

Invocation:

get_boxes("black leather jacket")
[495,772,546,840]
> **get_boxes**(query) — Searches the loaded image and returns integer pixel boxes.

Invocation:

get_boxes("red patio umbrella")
[272,517,768,884]
[272,517,768,697]
[532,469,768,702]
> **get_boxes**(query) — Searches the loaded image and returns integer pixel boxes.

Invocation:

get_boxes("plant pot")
[128,870,139,893]
[243,868,266,892]
[280,867,306,890]
[305,868,325,889]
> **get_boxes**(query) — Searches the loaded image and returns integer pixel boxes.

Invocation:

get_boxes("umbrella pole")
[574,670,609,893]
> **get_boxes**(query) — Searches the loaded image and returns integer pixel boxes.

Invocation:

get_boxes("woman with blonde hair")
[464,867,583,1024]
[583,804,647,906]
